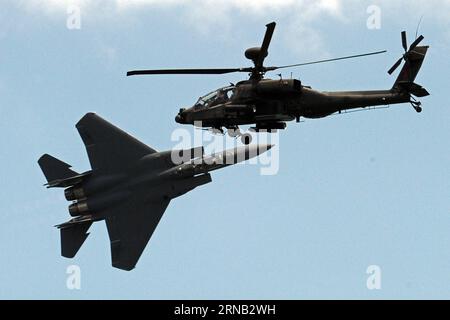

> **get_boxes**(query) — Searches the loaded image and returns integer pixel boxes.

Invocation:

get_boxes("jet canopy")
[194,85,235,110]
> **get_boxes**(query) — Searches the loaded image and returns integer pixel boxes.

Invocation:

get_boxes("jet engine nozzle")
[68,201,90,217]
[64,186,86,201]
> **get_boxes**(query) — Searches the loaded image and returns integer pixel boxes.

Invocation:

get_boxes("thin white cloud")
[10,0,450,57]
[15,0,343,19]
[115,0,338,13]
[113,0,344,57]
[15,0,450,20]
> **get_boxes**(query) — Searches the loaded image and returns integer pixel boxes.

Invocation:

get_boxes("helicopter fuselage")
[175,78,411,131]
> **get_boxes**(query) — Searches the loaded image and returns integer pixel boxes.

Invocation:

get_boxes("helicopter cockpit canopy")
[194,85,235,110]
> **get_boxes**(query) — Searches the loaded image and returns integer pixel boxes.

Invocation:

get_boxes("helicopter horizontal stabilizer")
[395,82,430,97]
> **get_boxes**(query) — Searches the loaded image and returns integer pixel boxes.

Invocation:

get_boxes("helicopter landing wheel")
[241,133,253,145]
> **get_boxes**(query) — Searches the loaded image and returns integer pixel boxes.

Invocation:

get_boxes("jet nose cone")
[198,143,276,174]
[226,144,274,164]
[258,144,275,152]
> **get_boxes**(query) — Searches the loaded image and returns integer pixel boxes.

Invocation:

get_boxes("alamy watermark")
[67,5,81,30]
[367,5,382,30]
[366,265,382,290]
[66,265,81,290]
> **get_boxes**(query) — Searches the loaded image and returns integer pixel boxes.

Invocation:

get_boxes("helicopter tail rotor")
[388,31,429,113]
[388,31,426,75]
[390,44,429,92]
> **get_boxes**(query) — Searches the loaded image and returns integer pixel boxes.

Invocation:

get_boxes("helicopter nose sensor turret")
[175,108,187,124]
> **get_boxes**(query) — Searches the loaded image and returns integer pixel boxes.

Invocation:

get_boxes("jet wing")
[76,113,157,173]
[105,196,170,271]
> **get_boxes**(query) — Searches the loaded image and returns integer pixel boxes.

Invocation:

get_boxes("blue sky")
[0,0,449,299]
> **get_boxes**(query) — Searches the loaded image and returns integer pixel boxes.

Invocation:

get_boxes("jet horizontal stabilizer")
[57,218,93,258]
[38,154,81,186]
[44,172,91,188]
[55,215,94,229]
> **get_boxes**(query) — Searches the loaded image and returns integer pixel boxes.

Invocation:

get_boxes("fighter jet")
[38,113,273,271]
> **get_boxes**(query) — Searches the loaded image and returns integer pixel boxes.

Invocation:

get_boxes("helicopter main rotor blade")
[255,22,276,67]
[272,50,387,71]
[127,68,250,76]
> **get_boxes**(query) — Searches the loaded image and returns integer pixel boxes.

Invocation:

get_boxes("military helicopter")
[128,22,429,144]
